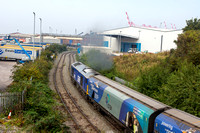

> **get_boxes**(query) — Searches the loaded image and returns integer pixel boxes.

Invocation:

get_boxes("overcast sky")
[0,0,199,35]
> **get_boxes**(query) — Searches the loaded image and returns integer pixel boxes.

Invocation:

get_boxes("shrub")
[12,58,52,84]
[174,30,200,65]
[46,44,67,55]
[8,44,68,132]
[114,53,167,81]
[157,61,200,117]
[135,61,171,97]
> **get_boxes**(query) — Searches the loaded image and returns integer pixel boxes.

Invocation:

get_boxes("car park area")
[0,61,16,91]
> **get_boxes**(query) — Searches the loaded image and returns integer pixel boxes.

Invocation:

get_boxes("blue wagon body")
[88,76,155,133]
[88,77,106,103]
[155,113,200,133]
[119,98,154,133]
[154,109,200,133]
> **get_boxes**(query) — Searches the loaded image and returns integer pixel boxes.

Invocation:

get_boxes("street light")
[138,30,141,39]
[39,18,42,59]
[39,18,42,46]
[33,12,35,62]
[119,31,122,52]
[49,26,51,33]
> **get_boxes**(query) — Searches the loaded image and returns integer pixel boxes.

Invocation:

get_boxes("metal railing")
[0,91,25,113]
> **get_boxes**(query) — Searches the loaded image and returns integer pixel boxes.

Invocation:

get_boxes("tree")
[183,18,200,32]
[174,30,200,65]
[157,61,200,117]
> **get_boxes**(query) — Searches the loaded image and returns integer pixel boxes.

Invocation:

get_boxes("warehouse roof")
[101,32,139,39]
[0,45,41,51]
[56,37,83,40]
[100,26,182,39]
[3,44,42,49]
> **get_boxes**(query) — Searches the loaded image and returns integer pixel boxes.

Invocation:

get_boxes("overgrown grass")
[3,44,69,132]
[114,52,168,81]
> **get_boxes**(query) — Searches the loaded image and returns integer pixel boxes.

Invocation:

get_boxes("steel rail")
[64,53,101,133]
[53,52,83,132]
[69,52,124,132]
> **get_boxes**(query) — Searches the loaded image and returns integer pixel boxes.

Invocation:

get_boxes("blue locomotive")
[71,62,200,133]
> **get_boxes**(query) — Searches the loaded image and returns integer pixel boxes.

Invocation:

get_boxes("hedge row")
[9,44,69,132]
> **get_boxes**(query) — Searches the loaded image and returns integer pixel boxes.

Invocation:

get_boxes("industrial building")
[0,33,83,46]
[0,33,32,43]
[25,35,82,45]
[101,26,183,53]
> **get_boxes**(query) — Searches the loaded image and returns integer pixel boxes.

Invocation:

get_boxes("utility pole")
[120,31,122,52]
[39,18,42,46]
[33,12,35,62]
[160,35,163,52]
[39,18,42,59]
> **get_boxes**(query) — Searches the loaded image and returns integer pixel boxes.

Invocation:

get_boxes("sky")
[0,0,199,35]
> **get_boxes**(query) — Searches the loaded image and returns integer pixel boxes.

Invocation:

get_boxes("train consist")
[70,62,200,133]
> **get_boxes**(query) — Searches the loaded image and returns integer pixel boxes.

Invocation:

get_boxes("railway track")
[53,52,100,133]
[68,52,125,132]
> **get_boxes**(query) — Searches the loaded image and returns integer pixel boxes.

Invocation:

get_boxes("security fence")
[0,91,25,113]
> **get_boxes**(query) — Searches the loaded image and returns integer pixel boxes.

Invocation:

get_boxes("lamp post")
[39,18,42,46]
[119,31,122,52]
[39,18,42,58]
[49,26,51,33]
[160,35,163,52]
[33,12,35,62]
[138,30,141,39]
[17,29,19,42]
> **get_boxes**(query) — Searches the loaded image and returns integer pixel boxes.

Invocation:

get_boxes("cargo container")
[3,45,42,56]
[0,45,39,61]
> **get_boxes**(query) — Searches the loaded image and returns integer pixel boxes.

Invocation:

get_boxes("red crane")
[125,12,135,27]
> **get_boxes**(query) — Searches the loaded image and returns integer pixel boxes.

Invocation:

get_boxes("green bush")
[157,61,200,117]
[12,57,52,84]
[22,82,65,132]
[135,62,171,97]
[46,44,67,55]
[8,44,68,132]
[183,18,200,31]
[174,30,200,65]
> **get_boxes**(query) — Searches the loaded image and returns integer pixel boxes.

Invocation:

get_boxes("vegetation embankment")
[1,44,69,132]
[77,18,200,117]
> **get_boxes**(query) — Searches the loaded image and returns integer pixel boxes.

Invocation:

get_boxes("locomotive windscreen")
[74,62,81,66]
